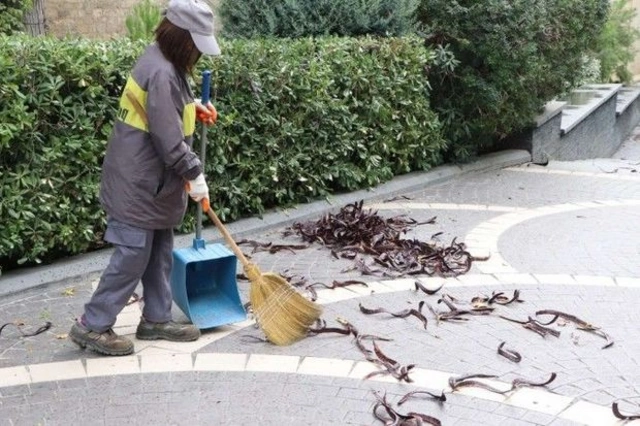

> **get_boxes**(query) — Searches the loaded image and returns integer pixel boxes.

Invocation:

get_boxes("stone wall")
[44,0,155,39]
[44,0,220,40]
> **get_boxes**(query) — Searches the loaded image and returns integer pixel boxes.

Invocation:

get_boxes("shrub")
[217,0,419,38]
[0,35,444,272]
[0,0,31,35]
[125,0,162,42]
[574,55,603,87]
[0,35,143,271]
[590,0,640,83]
[418,0,610,161]
[196,36,445,219]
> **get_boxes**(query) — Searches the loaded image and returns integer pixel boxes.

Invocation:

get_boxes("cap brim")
[191,32,221,56]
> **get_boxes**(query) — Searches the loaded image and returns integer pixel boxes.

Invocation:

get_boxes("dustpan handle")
[196,70,212,240]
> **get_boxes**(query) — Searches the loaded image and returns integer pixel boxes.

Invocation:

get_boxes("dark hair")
[155,17,201,75]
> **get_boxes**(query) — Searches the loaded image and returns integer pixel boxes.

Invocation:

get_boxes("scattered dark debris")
[308,318,391,342]
[307,285,323,301]
[359,302,428,330]
[304,285,319,302]
[511,372,557,390]
[307,318,352,337]
[240,269,310,288]
[426,302,470,323]
[448,373,504,394]
[364,340,416,383]
[471,290,524,306]
[535,309,614,349]
[0,321,52,338]
[285,200,474,278]
[309,318,412,382]
[612,401,640,421]
[347,257,398,277]
[307,279,368,291]
[236,239,309,254]
[499,315,561,338]
[383,195,415,203]
[125,292,143,306]
[304,279,368,302]
[240,334,270,343]
[414,280,444,295]
[277,270,309,288]
[424,293,494,323]
[449,372,557,395]
[439,293,495,315]
[398,390,447,405]
[598,162,640,174]
[497,341,522,363]
[372,391,442,426]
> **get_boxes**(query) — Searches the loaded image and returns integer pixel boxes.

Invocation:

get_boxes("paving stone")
[104,417,141,426]
[0,395,25,410]
[500,205,640,276]
[2,132,640,425]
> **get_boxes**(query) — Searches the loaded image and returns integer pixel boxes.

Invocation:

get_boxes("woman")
[69,0,219,356]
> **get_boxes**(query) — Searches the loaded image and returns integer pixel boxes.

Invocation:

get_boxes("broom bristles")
[248,270,322,346]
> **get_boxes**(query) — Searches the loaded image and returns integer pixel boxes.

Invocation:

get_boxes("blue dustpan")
[171,239,246,329]
[170,71,246,329]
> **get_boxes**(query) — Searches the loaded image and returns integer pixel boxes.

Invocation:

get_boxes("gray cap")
[165,0,221,56]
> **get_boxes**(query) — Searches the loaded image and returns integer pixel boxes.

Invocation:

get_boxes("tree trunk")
[23,0,46,36]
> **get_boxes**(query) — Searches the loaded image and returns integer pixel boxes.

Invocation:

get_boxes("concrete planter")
[503,84,640,164]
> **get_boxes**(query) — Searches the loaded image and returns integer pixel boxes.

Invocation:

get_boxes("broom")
[125,74,322,345]
[202,199,322,345]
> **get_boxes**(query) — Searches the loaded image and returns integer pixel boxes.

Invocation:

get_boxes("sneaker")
[135,318,200,342]
[68,321,134,356]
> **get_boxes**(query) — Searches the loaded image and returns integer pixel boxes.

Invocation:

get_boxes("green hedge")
[0,0,31,35]
[419,0,610,160]
[218,0,419,38]
[0,35,444,272]
[198,37,445,218]
[0,36,140,270]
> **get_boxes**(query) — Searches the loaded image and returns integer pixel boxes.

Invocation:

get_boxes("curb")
[0,149,530,298]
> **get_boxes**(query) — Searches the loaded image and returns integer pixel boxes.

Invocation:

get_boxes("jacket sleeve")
[145,70,202,180]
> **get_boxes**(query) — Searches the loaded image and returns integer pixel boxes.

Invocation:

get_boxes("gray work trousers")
[83,218,174,333]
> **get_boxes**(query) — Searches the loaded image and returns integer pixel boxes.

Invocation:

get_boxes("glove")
[195,100,218,126]
[187,173,209,202]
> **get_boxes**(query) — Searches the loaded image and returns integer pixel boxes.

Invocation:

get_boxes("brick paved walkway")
[1,127,640,425]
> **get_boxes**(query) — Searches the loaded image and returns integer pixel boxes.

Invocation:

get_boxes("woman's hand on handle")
[186,173,209,202]
[195,100,217,125]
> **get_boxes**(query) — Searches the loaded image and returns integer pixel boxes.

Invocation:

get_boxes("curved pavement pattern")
[1,127,640,425]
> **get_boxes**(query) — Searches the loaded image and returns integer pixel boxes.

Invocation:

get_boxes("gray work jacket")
[100,43,202,230]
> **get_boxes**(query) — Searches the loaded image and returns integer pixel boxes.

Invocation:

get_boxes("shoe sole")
[136,331,200,342]
[69,334,134,356]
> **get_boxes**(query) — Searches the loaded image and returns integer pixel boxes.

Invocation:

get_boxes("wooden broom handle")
[201,199,251,267]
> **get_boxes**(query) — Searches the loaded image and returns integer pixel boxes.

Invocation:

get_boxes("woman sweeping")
[69,0,219,355]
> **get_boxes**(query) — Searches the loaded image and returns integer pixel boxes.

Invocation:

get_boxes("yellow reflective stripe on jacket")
[183,103,195,137]
[118,76,196,137]
[118,77,148,132]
